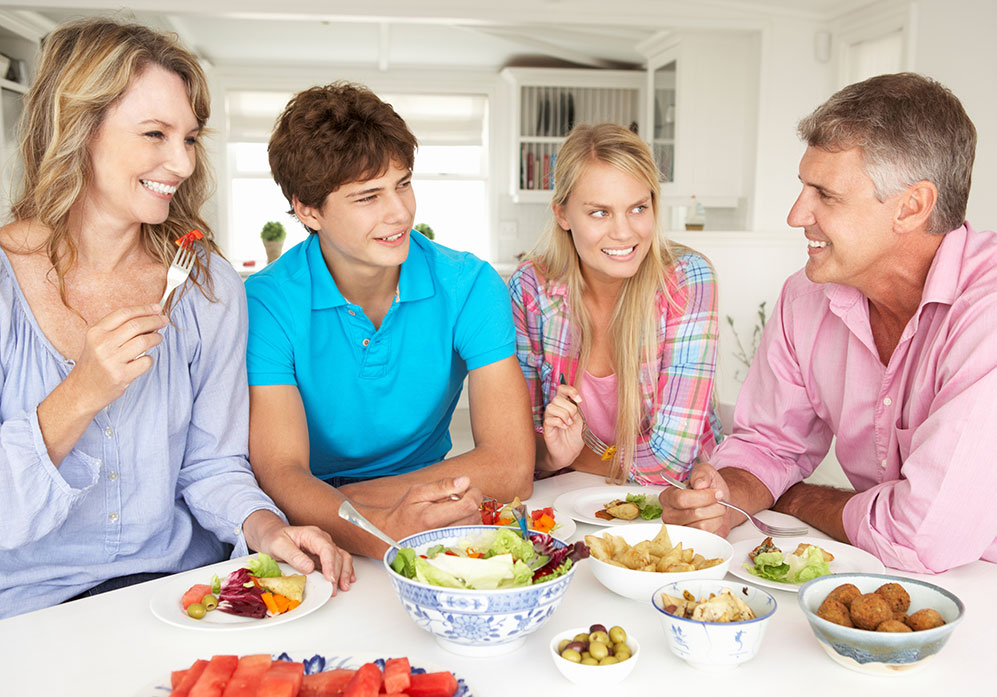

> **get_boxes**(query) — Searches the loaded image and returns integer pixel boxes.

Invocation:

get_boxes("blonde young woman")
[0,18,351,619]
[509,123,723,485]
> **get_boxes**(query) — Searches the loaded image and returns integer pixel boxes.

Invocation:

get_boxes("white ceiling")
[4,0,884,70]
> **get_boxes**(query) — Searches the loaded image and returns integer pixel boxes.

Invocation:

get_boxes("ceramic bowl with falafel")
[798,572,964,675]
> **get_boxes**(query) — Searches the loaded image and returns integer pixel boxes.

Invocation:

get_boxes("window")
[224,90,489,263]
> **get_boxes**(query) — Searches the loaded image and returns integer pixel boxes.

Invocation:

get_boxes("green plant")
[260,221,286,243]
[726,301,768,381]
[414,223,435,240]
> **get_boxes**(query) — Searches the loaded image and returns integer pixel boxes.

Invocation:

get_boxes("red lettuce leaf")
[217,567,267,619]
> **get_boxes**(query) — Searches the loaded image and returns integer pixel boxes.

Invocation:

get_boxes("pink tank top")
[576,371,618,444]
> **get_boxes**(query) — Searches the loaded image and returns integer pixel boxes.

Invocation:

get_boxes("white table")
[0,471,990,696]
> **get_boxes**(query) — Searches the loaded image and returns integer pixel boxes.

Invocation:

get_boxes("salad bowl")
[383,525,580,656]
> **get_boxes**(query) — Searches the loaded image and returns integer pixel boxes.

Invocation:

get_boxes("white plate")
[553,485,666,527]
[728,537,886,593]
[134,652,475,696]
[148,561,333,630]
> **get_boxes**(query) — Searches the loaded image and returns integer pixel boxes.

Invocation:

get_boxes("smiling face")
[81,64,199,229]
[788,146,903,290]
[553,161,655,287]
[294,160,416,278]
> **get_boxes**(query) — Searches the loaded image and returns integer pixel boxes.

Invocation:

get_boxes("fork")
[653,469,809,538]
[160,244,196,306]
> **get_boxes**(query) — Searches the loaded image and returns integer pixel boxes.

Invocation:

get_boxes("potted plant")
[414,223,435,240]
[261,221,286,263]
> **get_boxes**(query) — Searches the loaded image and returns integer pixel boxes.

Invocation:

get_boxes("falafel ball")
[893,611,909,624]
[875,583,911,613]
[876,619,913,633]
[825,583,862,608]
[817,598,854,627]
[850,592,893,630]
[906,608,946,631]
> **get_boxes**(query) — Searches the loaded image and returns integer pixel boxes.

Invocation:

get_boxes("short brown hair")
[268,82,417,229]
[798,72,976,234]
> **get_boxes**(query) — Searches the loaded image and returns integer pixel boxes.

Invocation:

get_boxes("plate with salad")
[148,554,333,630]
[553,485,667,527]
[728,536,885,592]
[478,498,576,540]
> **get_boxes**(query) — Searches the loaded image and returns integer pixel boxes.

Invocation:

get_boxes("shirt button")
[95,458,102,467]
[880,459,888,468]
[348,310,356,316]
[108,512,119,522]
[882,397,892,406]
[108,472,118,481]
[104,426,114,438]
[362,338,370,347]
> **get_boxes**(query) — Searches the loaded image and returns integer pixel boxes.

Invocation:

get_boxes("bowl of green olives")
[549,624,640,685]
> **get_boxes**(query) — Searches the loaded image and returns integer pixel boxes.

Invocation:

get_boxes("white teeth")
[603,246,636,257]
[808,240,829,248]
[141,180,177,195]
[380,232,403,242]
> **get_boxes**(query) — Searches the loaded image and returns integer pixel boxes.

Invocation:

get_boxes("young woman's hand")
[541,383,585,470]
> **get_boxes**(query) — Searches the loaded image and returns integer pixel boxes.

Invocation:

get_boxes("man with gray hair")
[659,73,997,574]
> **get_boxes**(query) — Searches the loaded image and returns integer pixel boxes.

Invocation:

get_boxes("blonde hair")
[528,123,681,482]
[8,17,219,309]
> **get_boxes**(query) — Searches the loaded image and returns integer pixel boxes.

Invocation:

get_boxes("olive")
[615,647,631,662]
[564,641,587,654]
[598,656,619,665]
[612,641,629,656]
[589,623,608,634]
[581,651,591,661]
[588,641,609,660]
[186,602,206,619]
[589,630,610,644]
[561,649,582,663]
[572,633,590,643]
[201,594,218,612]
[608,625,627,643]
[557,639,571,653]
[581,657,599,665]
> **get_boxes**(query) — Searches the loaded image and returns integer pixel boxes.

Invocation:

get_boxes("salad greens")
[625,493,663,520]
[744,544,831,584]
[245,552,282,578]
[391,528,588,590]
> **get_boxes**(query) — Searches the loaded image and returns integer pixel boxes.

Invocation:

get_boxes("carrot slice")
[260,592,278,615]
[272,593,290,614]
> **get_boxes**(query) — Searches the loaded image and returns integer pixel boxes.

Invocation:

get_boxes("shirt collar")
[308,229,436,310]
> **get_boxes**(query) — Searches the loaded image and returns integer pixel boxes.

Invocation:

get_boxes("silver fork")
[654,469,808,538]
[160,244,196,306]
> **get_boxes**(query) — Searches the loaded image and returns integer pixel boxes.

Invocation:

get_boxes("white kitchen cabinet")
[500,67,645,203]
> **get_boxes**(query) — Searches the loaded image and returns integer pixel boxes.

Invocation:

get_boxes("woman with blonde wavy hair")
[509,123,722,485]
[0,18,352,620]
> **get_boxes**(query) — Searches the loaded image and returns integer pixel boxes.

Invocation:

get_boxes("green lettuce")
[415,553,531,589]
[245,553,282,578]
[744,545,830,584]
[391,548,418,578]
[625,493,663,520]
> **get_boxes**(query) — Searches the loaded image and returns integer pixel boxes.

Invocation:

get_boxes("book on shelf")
[527,150,534,190]
[549,153,556,189]
[542,155,550,191]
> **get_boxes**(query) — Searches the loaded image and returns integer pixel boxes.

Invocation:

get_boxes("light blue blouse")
[0,248,283,619]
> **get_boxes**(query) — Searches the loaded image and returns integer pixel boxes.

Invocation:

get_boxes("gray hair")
[798,72,976,234]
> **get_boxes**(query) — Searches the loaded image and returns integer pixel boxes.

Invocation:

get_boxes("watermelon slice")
[169,659,208,697]
[188,655,238,697]
[344,662,383,697]
[382,658,411,694]
[181,584,213,610]
[301,669,356,697]
[220,654,271,697]
[404,672,458,697]
[257,661,304,697]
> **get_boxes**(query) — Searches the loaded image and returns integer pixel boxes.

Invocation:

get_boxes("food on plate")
[594,493,662,521]
[168,654,460,697]
[478,497,559,534]
[556,624,633,665]
[658,587,756,623]
[817,582,947,633]
[585,524,724,573]
[742,537,832,584]
[178,553,304,620]
[390,527,588,589]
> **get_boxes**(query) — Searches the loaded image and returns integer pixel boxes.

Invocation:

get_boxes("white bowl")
[652,579,777,671]
[384,525,577,657]
[587,523,733,601]
[798,573,965,675]
[549,625,640,685]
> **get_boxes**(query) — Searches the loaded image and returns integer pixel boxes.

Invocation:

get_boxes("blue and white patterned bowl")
[798,573,964,675]
[651,580,777,671]
[383,525,577,657]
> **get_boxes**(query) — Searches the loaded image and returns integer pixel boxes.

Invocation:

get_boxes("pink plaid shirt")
[509,251,723,485]
[718,223,997,573]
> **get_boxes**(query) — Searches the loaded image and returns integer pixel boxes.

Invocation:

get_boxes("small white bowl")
[652,580,777,671]
[798,573,964,675]
[587,523,733,601]
[549,626,640,685]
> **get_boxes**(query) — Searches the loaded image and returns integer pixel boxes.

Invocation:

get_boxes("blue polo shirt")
[245,231,514,481]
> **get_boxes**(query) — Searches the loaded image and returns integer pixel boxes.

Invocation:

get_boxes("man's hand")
[658,463,738,536]
[382,476,483,538]
[243,510,355,593]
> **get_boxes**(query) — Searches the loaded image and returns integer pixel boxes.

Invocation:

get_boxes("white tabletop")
[0,471,990,696]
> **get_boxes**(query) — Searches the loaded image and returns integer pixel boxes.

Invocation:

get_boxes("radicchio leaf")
[529,533,589,583]
[217,567,267,618]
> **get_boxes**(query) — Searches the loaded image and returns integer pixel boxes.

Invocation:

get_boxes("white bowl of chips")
[584,523,732,602]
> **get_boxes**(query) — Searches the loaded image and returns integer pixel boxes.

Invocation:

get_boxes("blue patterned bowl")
[383,525,577,656]
[798,573,964,675]
[651,580,777,671]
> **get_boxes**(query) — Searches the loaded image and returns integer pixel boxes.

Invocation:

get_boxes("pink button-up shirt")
[717,223,997,573]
